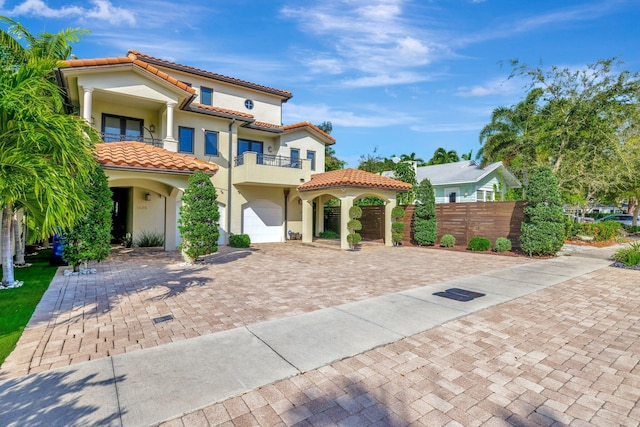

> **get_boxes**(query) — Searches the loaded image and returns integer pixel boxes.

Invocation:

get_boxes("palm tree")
[427,147,460,165]
[479,88,543,187]
[399,152,426,166]
[1,19,97,285]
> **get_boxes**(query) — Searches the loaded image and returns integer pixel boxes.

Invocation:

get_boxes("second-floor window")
[307,150,316,171]
[290,149,300,167]
[201,87,213,105]
[102,114,143,141]
[205,131,218,156]
[238,139,263,155]
[179,126,194,153]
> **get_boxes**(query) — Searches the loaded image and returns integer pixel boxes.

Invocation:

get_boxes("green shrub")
[468,237,491,251]
[624,225,640,234]
[564,215,577,240]
[178,171,220,262]
[413,178,437,246]
[391,206,406,221]
[347,219,363,231]
[440,234,455,247]
[520,167,565,256]
[575,221,621,242]
[319,230,339,239]
[348,206,363,219]
[392,232,404,245]
[494,237,512,252]
[346,233,362,247]
[229,234,251,248]
[613,242,640,266]
[391,221,405,233]
[135,230,165,247]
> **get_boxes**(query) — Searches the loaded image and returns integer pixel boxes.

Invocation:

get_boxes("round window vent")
[244,99,254,110]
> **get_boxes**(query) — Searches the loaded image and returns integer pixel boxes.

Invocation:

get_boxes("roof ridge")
[284,121,336,143]
[127,50,293,99]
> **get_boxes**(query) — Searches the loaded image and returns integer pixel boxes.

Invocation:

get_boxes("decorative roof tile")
[284,121,336,144]
[62,56,196,95]
[189,103,254,119]
[97,142,218,175]
[128,50,293,99]
[298,168,412,192]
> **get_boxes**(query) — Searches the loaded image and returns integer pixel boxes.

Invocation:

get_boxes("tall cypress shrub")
[413,178,437,245]
[520,166,565,255]
[62,165,113,272]
[178,171,220,263]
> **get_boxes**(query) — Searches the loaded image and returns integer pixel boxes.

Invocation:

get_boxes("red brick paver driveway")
[163,265,640,427]
[0,243,532,379]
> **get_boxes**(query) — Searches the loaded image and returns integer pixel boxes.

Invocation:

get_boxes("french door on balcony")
[102,114,144,142]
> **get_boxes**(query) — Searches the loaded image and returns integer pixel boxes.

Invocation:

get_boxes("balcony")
[100,132,164,149]
[233,152,312,187]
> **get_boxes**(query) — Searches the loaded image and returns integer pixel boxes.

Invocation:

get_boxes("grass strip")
[0,249,57,366]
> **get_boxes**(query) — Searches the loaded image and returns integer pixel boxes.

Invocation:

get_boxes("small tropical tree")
[393,161,416,205]
[427,148,460,165]
[520,166,565,256]
[413,178,437,245]
[62,166,113,272]
[178,171,220,263]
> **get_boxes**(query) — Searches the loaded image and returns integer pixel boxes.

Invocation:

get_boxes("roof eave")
[102,164,216,176]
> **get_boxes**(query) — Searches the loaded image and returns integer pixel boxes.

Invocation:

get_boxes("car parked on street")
[596,214,636,226]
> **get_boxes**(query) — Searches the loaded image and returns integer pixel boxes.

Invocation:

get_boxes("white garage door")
[242,200,283,243]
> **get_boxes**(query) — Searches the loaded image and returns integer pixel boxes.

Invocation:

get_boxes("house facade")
[384,160,521,203]
[56,50,336,249]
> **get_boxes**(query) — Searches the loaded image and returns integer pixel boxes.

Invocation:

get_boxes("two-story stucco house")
[55,50,410,251]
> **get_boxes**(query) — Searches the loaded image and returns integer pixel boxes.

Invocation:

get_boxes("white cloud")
[5,0,135,25]
[455,76,522,97]
[283,102,418,128]
[410,121,487,133]
[281,0,444,87]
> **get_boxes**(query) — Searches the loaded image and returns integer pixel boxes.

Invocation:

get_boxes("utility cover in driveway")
[433,288,486,302]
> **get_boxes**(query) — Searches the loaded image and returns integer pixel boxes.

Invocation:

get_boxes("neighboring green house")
[384,160,521,203]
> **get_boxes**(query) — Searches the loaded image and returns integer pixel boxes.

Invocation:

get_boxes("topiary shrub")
[520,167,565,256]
[413,178,437,246]
[494,237,512,252]
[229,234,251,248]
[468,237,491,251]
[347,206,363,250]
[440,234,455,247]
[178,171,220,263]
[391,206,406,246]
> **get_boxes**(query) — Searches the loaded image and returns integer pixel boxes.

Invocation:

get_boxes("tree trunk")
[13,211,25,265]
[2,205,15,285]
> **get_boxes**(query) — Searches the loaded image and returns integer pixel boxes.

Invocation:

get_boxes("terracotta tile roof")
[284,122,336,144]
[97,142,218,175]
[128,50,293,100]
[62,56,196,95]
[298,168,413,192]
[248,121,284,131]
[190,102,254,120]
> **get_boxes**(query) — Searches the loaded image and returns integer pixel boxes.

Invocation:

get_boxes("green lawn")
[0,249,57,366]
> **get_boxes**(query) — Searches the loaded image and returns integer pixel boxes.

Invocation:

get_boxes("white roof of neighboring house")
[383,160,521,188]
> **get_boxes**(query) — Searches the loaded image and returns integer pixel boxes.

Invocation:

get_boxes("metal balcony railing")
[234,152,302,168]
[100,132,164,148]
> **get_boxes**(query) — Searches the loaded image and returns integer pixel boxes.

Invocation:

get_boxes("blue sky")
[2,0,638,167]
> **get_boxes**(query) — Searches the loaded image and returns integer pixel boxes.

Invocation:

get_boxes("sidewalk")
[1,245,633,426]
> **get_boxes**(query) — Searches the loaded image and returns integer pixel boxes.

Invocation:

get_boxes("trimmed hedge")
[494,237,512,252]
[468,237,491,251]
[229,234,251,248]
[440,234,455,247]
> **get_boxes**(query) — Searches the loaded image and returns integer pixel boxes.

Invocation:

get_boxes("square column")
[301,198,313,243]
[340,196,354,250]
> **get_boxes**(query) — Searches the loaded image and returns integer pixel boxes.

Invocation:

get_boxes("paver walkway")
[0,243,532,379]
[163,264,640,427]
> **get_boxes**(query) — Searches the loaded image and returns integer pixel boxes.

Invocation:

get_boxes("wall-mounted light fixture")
[464,192,469,197]
[90,116,95,125]
[267,146,273,153]
[149,124,155,133]
[145,192,151,201]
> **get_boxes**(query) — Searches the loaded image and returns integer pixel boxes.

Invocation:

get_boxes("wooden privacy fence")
[324,206,385,240]
[400,201,526,247]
